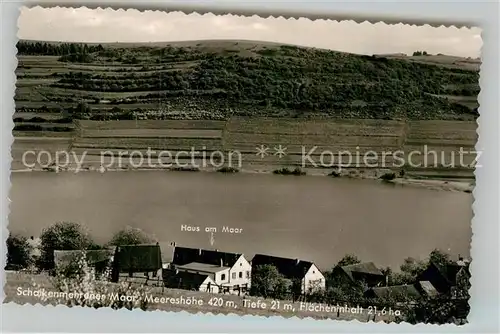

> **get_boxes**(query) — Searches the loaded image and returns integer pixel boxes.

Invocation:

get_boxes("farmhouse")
[171,246,251,295]
[331,262,385,287]
[251,254,326,294]
[163,269,220,294]
[111,244,162,283]
[417,258,470,295]
[364,284,422,300]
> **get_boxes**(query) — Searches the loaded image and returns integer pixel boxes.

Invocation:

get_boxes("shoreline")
[10,165,474,193]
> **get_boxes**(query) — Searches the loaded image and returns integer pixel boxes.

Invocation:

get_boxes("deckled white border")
[1,1,499,332]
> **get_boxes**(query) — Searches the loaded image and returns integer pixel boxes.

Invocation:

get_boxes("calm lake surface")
[9,171,472,270]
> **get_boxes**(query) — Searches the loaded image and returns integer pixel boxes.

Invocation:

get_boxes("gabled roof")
[417,280,439,297]
[163,270,213,290]
[340,262,384,280]
[428,260,471,285]
[251,254,314,280]
[368,284,422,299]
[172,247,242,267]
[54,249,114,268]
[114,244,162,272]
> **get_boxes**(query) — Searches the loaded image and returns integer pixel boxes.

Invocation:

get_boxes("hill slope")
[15,39,480,121]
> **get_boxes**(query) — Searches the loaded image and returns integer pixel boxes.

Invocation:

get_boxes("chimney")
[295,259,300,265]
[220,258,223,267]
[199,248,202,256]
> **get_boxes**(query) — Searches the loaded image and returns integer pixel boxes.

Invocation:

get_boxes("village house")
[251,254,326,294]
[54,248,115,279]
[364,283,422,301]
[331,262,385,287]
[364,280,439,301]
[417,257,471,295]
[111,244,163,284]
[171,246,252,295]
[163,269,220,294]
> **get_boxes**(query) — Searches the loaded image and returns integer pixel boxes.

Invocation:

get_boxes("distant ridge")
[17,38,477,60]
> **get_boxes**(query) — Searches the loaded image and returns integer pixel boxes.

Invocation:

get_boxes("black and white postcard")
[4,6,481,325]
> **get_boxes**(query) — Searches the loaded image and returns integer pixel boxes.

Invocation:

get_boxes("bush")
[59,53,95,63]
[217,166,239,173]
[73,102,92,114]
[108,227,155,246]
[39,222,95,271]
[429,249,453,267]
[250,265,289,299]
[337,254,361,267]
[6,234,33,270]
[380,172,396,181]
[328,170,341,177]
[273,167,306,176]
[36,253,150,310]
[170,166,200,172]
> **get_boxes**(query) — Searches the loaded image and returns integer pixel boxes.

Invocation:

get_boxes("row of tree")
[17,41,104,56]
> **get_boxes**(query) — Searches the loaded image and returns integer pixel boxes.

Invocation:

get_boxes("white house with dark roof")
[251,254,326,294]
[171,247,251,295]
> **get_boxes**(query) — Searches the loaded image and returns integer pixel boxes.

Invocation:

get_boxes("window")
[239,272,243,278]
[221,273,226,281]
[240,263,242,266]
[246,271,250,278]
[231,272,236,279]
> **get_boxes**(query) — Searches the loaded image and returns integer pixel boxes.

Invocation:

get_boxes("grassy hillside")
[15,40,479,125]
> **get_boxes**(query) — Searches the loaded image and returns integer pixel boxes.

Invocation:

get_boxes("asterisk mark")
[274,145,287,158]
[255,145,270,158]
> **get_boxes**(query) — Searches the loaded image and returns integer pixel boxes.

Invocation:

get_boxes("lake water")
[8,171,472,270]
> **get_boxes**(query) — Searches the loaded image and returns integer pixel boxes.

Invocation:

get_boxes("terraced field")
[402,121,477,176]
[51,118,474,178]
[11,137,72,170]
[11,40,479,178]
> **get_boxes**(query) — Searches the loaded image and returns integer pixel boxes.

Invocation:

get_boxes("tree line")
[6,222,155,272]
[17,41,104,56]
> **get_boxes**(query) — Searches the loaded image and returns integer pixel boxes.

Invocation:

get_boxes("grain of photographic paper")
[4,6,481,325]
